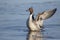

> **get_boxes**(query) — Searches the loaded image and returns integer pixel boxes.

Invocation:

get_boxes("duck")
[26,7,57,31]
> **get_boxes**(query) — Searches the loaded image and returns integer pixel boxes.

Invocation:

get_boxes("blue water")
[0,0,60,40]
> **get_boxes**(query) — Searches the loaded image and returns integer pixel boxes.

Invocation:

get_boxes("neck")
[29,13,34,21]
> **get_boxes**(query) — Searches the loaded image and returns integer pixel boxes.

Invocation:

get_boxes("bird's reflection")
[27,31,43,40]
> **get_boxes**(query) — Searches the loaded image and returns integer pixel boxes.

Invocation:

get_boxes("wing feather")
[41,8,57,20]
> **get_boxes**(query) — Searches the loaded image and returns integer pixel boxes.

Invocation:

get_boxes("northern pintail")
[26,7,57,31]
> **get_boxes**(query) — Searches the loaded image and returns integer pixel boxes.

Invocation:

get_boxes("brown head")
[26,7,33,14]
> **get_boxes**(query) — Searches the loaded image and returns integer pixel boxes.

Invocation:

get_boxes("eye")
[40,18,42,20]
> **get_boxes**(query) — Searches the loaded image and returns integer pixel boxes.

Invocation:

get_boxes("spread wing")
[34,8,57,27]
[41,8,57,20]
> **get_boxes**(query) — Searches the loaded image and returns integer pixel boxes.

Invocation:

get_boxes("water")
[0,0,60,40]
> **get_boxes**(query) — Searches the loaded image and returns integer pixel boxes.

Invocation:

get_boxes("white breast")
[28,14,40,31]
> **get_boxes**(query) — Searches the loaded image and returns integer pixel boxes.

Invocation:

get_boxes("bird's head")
[26,7,33,14]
